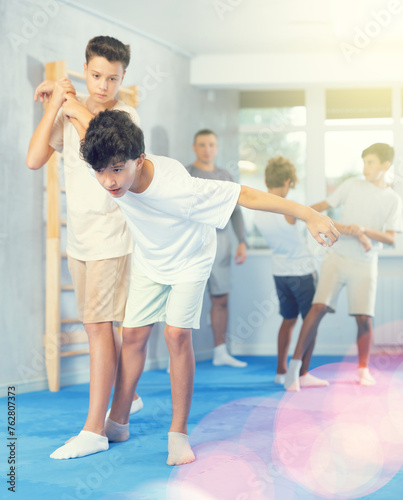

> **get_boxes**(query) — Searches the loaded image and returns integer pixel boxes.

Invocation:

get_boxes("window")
[238,86,403,252]
[239,91,306,247]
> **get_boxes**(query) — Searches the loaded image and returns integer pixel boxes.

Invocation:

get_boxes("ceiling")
[68,0,403,56]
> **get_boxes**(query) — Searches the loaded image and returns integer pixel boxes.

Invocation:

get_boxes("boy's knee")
[356,315,372,331]
[164,325,191,345]
[211,294,228,309]
[122,327,149,347]
[310,303,328,316]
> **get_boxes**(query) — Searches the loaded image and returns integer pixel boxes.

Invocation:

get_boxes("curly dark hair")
[85,35,130,70]
[80,110,145,171]
[361,143,394,163]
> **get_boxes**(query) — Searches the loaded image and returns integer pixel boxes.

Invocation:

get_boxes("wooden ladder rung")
[61,284,74,291]
[61,186,66,193]
[61,349,90,357]
[43,330,88,346]
[61,252,67,259]
[61,330,88,345]
[61,318,81,324]
[61,220,67,226]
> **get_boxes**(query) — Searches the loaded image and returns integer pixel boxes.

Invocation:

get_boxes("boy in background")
[188,129,247,368]
[79,109,339,465]
[26,36,142,459]
[254,155,325,386]
[285,143,402,391]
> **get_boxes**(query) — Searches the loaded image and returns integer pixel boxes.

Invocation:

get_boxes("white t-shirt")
[113,154,241,284]
[49,98,140,261]
[254,211,317,276]
[326,177,403,261]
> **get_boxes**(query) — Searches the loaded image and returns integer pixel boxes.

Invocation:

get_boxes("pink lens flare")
[168,440,273,500]
[273,361,403,499]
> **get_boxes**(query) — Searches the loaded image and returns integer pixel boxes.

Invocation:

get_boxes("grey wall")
[0,0,239,395]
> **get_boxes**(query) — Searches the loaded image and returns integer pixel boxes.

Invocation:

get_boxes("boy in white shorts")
[285,143,403,391]
[26,36,142,460]
[79,109,339,465]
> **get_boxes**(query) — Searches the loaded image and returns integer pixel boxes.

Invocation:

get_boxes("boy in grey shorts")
[285,143,402,391]
[80,109,339,465]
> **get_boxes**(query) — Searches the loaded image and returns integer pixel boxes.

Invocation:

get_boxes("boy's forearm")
[238,185,339,247]
[69,117,87,141]
[362,228,395,245]
[238,185,312,221]
[74,106,94,133]
[310,200,331,212]
[26,104,59,169]
[332,221,350,235]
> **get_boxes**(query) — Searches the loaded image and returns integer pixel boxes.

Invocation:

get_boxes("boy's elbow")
[384,231,396,245]
[26,156,41,170]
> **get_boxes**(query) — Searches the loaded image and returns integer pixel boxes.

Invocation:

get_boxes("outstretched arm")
[237,185,339,247]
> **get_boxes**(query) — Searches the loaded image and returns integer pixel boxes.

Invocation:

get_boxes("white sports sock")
[358,367,376,386]
[50,430,108,459]
[275,373,286,384]
[299,372,329,388]
[129,397,144,414]
[105,397,144,420]
[104,417,129,442]
[284,359,302,391]
[212,344,247,368]
[167,432,195,466]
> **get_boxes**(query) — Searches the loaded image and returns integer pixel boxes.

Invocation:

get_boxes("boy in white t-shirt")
[26,36,142,460]
[79,109,339,465]
[285,143,403,391]
[254,156,326,387]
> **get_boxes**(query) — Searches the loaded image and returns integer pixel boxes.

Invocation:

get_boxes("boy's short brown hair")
[265,155,298,189]
[361,143,394,164]
[85,36,130,70]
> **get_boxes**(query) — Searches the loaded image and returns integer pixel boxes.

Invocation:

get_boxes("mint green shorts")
[122,264,207,329]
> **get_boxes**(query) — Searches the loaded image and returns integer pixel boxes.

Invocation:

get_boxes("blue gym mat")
[0,355,402,499]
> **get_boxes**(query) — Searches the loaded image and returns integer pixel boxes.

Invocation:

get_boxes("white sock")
[212,344,247,368]
[105,397,144,420]
[129,397,144,414]
[275,373,286,384]
[50,430,108,459]
[167,432,195,466]
[104,417,129,442]
[299,372,329,388]
[358,367,376,386]
[284,359,302,391]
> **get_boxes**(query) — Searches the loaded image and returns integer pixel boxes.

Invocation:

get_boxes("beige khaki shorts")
[313,252,378,317]
[67,254,131,324]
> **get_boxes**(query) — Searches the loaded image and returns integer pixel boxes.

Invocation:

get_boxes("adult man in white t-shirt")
[80,109,339,465]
